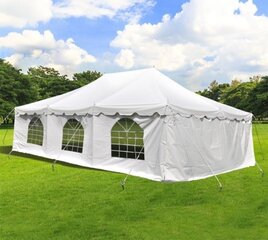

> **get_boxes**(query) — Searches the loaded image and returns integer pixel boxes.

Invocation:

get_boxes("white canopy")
[16,68,252,121]
[13,68,255,182]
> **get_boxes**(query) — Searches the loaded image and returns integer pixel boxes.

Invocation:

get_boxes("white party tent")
[12,68,255,181]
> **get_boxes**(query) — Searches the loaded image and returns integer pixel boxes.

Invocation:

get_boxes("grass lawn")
[0,124,267,240]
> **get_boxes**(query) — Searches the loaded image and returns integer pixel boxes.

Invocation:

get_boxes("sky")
[0,0,268,90]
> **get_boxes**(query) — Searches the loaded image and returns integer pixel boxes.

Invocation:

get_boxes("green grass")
[0,124,267,240]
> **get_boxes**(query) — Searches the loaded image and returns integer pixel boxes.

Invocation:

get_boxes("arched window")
[27,117,44,146]
[62,119,84,153]
[111,118,144,160]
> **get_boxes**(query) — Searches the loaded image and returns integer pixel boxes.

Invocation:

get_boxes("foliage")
[27,66,77,100]
[0,59,36,122]
[221,81,257,111]
[197,77,268,118]
[247,77,268,118]
[196,80,230,101]
[73,70,102,87]
[1,58,267,120]
[0,59,102,121]
[0,125,267,239]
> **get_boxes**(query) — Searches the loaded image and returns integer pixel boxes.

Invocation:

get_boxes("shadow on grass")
[0,145,114,174]
[0,124,14,129]
[0,145,12,154]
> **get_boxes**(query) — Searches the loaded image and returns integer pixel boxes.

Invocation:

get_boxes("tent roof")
[16,68,252,120]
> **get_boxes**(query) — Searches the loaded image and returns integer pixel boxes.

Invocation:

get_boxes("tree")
[200,77,267,118]
[73,70,102,87]
[27,67,102,100]
[0,61,102,123]
[195,77,267,118]
[230,79,241,87]
[221,81,257,111]
[247,77,268,118]
[27,66,79,100]
[0,59,36,122]
[197,80,229,101]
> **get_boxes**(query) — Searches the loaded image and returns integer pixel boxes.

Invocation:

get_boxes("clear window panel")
[62,119,84,153]
[27,117,44,146]
[111,118,144,160]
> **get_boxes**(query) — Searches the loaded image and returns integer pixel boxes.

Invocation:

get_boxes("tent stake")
[52,160,57,171]
[120,148,145,190]
[214,175,223,191]
[253,116,265,161]
[8,150,13,160]
[121,170,132,190]
[252,116,265,178]
[121,175,128,190]
[256,161,264,178]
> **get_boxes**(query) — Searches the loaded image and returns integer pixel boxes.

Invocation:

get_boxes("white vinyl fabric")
[12,68,255,181]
